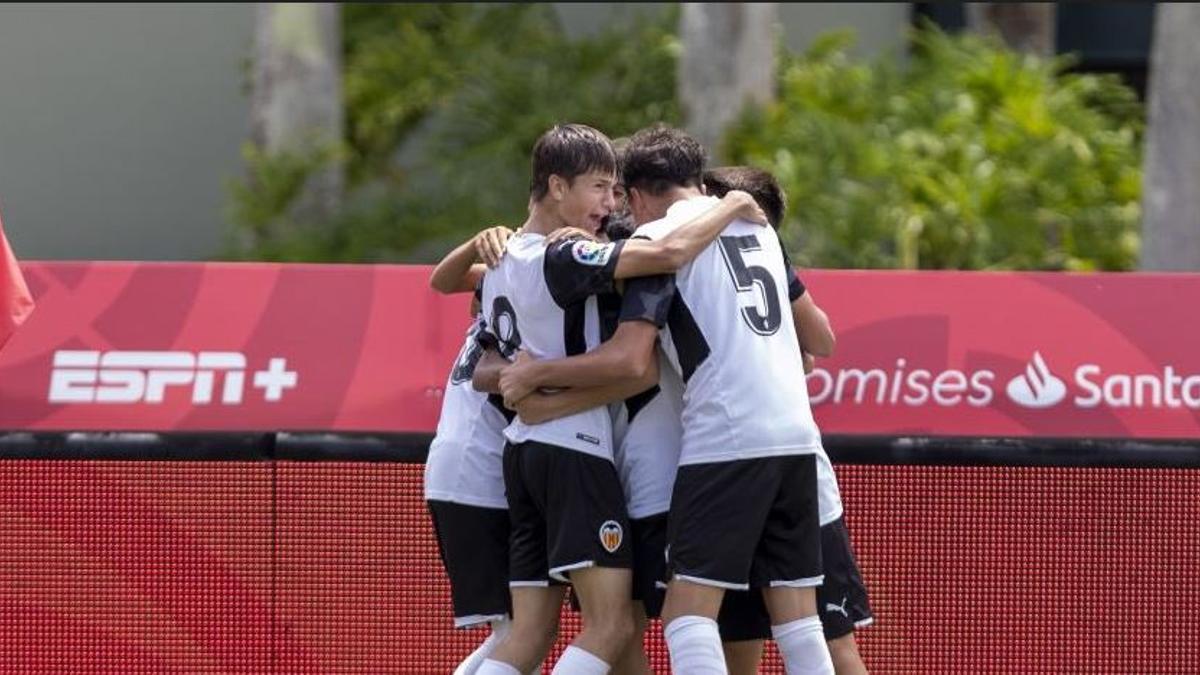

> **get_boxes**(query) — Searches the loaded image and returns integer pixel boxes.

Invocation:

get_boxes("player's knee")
[509,620,557,659]
[536,624,560,657]
[592,609,636,650]
[827,633,856,653]
[612,610,638,646]
[827,633,867,675]
[723,640,765,675]
[630,605,648,633]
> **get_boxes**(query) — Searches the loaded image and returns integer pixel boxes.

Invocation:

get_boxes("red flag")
[0,213,35,350]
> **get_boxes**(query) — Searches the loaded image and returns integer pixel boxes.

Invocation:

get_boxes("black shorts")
[564,512,667,618]
[668,454,822,590]
[631,512,669,618]
[427,500,511,628]
[717,516,874,642]
[815,516,874,639]
[503,441,632,585]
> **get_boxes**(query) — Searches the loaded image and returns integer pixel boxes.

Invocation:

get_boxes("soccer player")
[505,182,680,675]
[426,219,611,675]
[703,166,873,675]
[497,124,835,674]
[471,123,767,675]
[424,224,519,674]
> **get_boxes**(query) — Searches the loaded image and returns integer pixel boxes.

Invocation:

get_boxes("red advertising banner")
[1,262,1198,440]
[0,460,1197,672]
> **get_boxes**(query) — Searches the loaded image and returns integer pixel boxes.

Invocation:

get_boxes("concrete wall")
[0,3,253,261]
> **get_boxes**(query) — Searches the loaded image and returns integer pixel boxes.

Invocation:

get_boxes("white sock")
[772,616,834,675]
[664,615,727,675]
[549,645,610,675]
[475,659,522,675]
[454,620,512,675]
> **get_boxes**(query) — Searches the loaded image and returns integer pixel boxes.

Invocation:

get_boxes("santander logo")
[1005,352,1068,408]
[807,352,1200,412]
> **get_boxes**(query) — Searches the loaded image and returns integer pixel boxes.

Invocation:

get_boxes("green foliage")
[226,140,343,257]
[231,14,1142,270]
[723,26,1143,270]
[228,3,679,262]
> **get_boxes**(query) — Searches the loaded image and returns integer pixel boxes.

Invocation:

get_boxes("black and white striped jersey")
[611,351,685,519]
[620,196,822,467]
[424,317,510,509]
[478,232,625,460]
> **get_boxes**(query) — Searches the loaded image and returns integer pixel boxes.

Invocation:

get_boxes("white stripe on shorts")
[454,613,508,629]
[768,574,825,588]
[548,560,595,583]
[674,574,750,591]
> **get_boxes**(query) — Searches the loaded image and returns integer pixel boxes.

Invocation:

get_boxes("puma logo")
[825,596,849,618]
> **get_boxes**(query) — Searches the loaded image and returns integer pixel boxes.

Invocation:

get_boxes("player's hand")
[474,226,514,268]
[545,226,598,247]
[802,351,816,374]
[513,395,553,425]
[500,350,538,407]
[723,190,769,226]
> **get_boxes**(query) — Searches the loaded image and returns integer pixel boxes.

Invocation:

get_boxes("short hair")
[602,210,636,242]
[611,136,631,185]
[529,124,617,201]
[621,124,706,196]
[703,166,787,229]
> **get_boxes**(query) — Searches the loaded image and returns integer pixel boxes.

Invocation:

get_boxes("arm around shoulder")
[612,190,766,278]
[792,292,835,358]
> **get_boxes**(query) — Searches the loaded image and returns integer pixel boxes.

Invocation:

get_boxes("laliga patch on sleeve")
[571,240,614,267]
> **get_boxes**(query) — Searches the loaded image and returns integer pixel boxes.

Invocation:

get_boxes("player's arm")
[612,190,767,278]
[472,347,508,395]
[510,354,660,425]
[499,322,658,406]
[781,244,835,358]
[429,226,513,294]
[793,292,835,358]
[500,274,674,405]
[470,309,507,395]
[540,196,760,307]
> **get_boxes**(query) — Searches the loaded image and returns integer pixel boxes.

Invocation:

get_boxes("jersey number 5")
[718,235,782,336]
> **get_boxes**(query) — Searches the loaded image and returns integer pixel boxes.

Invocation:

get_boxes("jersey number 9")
[491,296,523,358]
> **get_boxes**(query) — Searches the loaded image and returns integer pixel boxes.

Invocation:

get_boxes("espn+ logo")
[808,352,1200,410]
[48,350,298,405]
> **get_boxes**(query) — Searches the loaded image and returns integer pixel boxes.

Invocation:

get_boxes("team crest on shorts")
[599,520,623,553]
[571,240,613,267]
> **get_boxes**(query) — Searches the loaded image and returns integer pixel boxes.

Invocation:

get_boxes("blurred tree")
[678,3,777,161]
[227,3,679,262]
[723,26,1142,271]
[966,3,1056,57]
[1140,3,1200,270]
[237,3,343,257]
[228,8,1143,272]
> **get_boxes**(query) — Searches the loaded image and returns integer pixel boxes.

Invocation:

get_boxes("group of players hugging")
[423,122,872,675]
